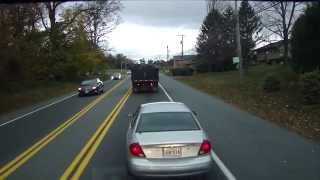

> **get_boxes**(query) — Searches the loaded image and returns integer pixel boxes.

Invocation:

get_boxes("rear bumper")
[132,81,158,91]
[78,89,98,95]
[128,154,212,177]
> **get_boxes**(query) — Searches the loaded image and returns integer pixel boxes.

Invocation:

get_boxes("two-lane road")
[0,75,319,180]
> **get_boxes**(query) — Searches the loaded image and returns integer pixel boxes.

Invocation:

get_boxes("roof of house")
[172,55,197,61]
[253,40,284,52]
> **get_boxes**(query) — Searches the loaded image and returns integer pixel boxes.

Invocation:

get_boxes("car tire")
[78,93,83,97]
[195,173,209,180]
[126,172,137,180]
[153,87,158,93]
[126,167,139,180]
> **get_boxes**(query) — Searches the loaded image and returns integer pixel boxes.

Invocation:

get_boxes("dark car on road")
[78,78,104,97]
[111,73,122,80]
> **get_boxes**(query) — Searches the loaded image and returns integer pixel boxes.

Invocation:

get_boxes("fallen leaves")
[177,71,320,142]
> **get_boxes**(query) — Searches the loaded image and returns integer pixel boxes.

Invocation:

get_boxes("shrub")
[262,74,281,93]
[300,71,320,104]
[195,63,209,73]
[171,68,194,76]
[222,57,237,71]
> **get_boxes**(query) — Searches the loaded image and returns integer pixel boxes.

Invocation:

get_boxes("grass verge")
[176,64,320,141]
[0,82,79,115]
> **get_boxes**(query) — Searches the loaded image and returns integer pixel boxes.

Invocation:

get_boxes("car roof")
[140,102,191,113]
[81,79,97,83]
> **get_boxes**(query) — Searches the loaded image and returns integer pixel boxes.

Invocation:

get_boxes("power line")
[253,2,281,15]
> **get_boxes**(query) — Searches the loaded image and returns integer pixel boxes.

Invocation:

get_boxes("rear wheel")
[126,166,138,180]
[153,87,158,93]
[126,172,137,180]
[196,173,209,180]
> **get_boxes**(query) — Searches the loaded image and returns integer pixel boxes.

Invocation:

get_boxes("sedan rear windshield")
[81,80,96,86]
[136,112,199,132]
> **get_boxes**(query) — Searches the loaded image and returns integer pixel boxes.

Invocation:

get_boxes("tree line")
[196,0,260,72]
[196,1,320,73]
[0,1,121,90]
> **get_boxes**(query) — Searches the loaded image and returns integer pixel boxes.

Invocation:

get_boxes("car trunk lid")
[136,131,203,159]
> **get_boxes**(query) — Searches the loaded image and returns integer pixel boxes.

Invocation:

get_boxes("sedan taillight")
[129,143,145,157]
[199,139,211,155]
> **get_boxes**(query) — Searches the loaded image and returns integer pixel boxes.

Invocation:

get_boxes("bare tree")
[39,2,91,31]
[37,1,90,51]
[206,0,235,13]
[259,1,303,62]
[206,0,218,12]
[84,0,121,48]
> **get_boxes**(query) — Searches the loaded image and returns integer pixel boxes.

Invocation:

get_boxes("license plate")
[163,147,182,157]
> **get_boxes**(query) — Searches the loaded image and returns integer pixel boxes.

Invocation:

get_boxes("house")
[252,40,291,64]
[171,55,197,69]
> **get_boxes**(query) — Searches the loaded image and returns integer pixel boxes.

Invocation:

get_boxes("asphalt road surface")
[0,74,319,180]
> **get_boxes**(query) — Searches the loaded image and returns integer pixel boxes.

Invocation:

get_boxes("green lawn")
[176,64,320,141]
[0,82,79,115]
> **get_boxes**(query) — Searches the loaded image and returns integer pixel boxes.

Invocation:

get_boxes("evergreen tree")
[196,6,236,72]
[222,6,236,68]
[239,0,261,67]
[291,3,320,73]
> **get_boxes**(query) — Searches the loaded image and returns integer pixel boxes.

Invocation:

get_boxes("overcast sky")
[106,0,208,60]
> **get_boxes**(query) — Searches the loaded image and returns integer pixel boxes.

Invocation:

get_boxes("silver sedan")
[126,102,213,179]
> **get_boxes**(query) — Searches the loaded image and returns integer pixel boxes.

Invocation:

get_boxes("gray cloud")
[107,0,208,59]
[120,0,207,29]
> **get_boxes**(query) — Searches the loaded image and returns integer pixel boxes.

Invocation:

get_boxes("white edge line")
[211,150,237,180]
[0,93,77,127]
[159,83,173,102]
[159,82,237,180]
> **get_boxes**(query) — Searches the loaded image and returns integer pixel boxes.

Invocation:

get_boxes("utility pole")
[166,45,169,61]
[178,34,185,60]
[235,0,244,78]
[121,61,126,73]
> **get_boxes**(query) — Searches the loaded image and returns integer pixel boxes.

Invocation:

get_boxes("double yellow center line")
[0,80,125,179]
[60,88,132,180]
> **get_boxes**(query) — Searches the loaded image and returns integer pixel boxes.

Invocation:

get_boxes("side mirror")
[192,110,197,116]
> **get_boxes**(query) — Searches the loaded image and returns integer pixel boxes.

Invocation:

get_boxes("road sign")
[233,57,239,64]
